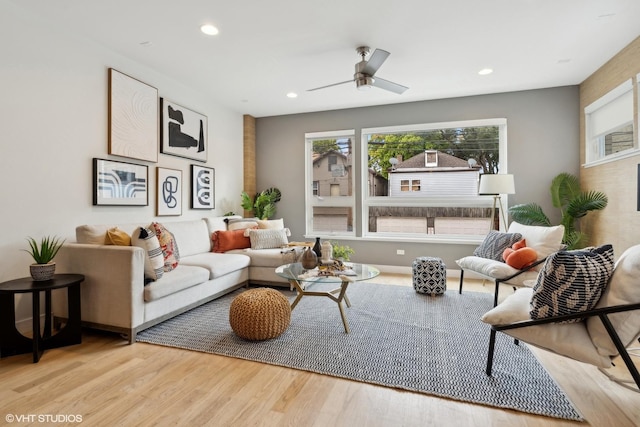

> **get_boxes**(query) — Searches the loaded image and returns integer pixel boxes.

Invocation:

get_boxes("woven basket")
[229,288,291,341]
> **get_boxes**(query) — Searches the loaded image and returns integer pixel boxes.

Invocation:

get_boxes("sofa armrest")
[53,243,146,330]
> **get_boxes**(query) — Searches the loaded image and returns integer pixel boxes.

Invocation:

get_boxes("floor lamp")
[478,174,515,230]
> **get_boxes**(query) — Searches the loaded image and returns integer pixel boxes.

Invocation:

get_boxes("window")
[362,119,507,240]
[584,79,637,166]
[305,130,355,236]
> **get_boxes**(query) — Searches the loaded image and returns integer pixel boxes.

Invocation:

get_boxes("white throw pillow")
[244,228,290,249]
[131,227,164,281]
[507,222,565,259]
[257,218,285,230]
[226,217,259,231]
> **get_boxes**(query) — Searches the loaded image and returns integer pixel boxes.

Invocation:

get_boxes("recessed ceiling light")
[478,68,493,76]
[286,92,298,98]
[200,24,219,36]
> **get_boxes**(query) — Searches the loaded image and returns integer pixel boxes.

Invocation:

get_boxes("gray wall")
[255,86,580,270]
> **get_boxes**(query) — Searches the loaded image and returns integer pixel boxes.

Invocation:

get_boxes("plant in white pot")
[23,236,65,281]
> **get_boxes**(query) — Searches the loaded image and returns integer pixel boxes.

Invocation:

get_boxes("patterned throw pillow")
[530,244,614,323]
[151,222,180,271]
[131,227,164,281]
[225,217,260,231]
[244,228,290,250]
[473,230,523,261]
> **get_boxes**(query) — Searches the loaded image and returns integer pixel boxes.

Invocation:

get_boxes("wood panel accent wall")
[579,36,640,253]
[243,114,256,217]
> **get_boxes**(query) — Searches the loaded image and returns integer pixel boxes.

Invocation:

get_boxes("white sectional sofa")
[53,216,299,343]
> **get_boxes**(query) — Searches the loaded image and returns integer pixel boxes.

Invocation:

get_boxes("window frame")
[584,79,638,167]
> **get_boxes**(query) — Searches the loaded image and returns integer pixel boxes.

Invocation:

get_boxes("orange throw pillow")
[504,247,538,269]
[212,229,251,253]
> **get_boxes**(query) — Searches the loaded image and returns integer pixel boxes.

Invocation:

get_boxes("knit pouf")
[412,257,447,295]
[229,288,291,341]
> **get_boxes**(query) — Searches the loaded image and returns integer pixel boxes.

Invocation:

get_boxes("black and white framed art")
[190,164,214,209]
[161,98,208,162]
[93,158,148,206]
[156,167,182,216]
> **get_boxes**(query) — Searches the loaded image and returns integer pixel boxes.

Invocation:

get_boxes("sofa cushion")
[587,244,640,357]
[473,230,523,261]
[205,216,235,234]
[212,229,252,253]
[455,256,539,287]
[481,288,611,368]
[143,264,210,301]
[226,247,302,268]
[226,217,260,231]
[77,223,141,244]
[530,244,614,323]
[152,222,180,271]
[257,218,285,229]
[179,252,250,280]
[131,227,164,281]
[159,219,211,257]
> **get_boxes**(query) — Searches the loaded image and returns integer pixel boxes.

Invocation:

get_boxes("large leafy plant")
[241,187,281,220]
[509,173,607,249]
[23,236,66,264]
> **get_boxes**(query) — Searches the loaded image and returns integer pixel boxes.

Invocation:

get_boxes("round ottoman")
[412,256,447,296]
[229,288,291,340]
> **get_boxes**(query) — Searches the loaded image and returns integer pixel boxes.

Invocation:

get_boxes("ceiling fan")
[307,46,409,94]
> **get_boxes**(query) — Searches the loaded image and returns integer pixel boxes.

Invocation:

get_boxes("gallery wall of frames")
[94,68,215,215]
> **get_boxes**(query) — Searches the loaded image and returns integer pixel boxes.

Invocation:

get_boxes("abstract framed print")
[161,98,207,162]
[108,68,158,162]
[93,158,148,206]
[156,167,182,216]
[190,164,214,209]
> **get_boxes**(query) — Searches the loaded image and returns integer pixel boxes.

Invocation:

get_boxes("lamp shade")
[478,174,515,195]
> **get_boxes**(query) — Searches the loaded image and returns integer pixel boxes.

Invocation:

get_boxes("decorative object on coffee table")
[312,237,322,258]
[229,288,291,341]
[23,236,66,281]
[412,256,447,295]
[300,247,318,269]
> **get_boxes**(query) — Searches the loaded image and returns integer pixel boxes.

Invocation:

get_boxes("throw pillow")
[530,244,614,323]
[473,230,523,261]
[502,240,537,270]
[151,222,180,271]
[211,229,252,253]
[257,218,285,230]
[244,228,290,250]
[225,217,260,231]
[131,227,164,281]
[104,227,131,246]
[507,222,565,260]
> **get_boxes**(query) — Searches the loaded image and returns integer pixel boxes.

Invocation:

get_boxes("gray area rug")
[137,282,582,421]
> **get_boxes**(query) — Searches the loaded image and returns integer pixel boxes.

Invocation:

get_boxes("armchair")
[481,244,640,391]
[456,222,565,306]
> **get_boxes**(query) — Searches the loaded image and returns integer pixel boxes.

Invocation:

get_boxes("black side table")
[0,274,84,363]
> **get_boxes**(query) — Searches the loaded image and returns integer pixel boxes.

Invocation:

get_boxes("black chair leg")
[486,329,497,376]
[600,314,640,389]
[493,280,501,307]
[459,269,465,294]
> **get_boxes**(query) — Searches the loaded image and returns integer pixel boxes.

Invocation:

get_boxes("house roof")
[393,151,478,172]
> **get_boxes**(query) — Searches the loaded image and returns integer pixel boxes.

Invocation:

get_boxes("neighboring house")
[387,150,481,197]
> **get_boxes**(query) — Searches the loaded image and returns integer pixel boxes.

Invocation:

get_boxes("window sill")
[583,148,640,168]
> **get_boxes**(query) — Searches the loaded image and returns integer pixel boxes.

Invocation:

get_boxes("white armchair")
[481,244,640,391]
[456,222,565,306]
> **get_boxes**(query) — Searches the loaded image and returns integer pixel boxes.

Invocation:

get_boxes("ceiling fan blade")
[361,49,390,76]
[307,79,353,92]
[371,76,409,94]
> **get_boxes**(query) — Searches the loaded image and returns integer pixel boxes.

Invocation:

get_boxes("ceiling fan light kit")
[308,46,408,94]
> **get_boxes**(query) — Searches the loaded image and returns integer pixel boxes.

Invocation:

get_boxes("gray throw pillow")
[530,244,614,323]
[473,230,523,261]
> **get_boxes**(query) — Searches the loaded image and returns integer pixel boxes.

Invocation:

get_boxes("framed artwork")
[93,158,148,206]
[190,164,214,209]
[108,68,158,162]
[156,167,182,216]
[161,98,208,162]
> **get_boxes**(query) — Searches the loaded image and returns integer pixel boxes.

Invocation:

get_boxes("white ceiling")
[10,0,640,118]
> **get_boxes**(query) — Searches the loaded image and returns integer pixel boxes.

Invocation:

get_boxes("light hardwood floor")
[1,275,638,426]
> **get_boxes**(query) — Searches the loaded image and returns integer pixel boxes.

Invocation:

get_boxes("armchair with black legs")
[481,244,640,392]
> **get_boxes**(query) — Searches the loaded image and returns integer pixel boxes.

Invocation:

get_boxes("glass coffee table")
[275,262,380,333]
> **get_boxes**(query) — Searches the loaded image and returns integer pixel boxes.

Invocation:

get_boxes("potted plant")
[331,241,354,262]
[509,173,608,249]
[241,187,282,219]
[23,236,66,281]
